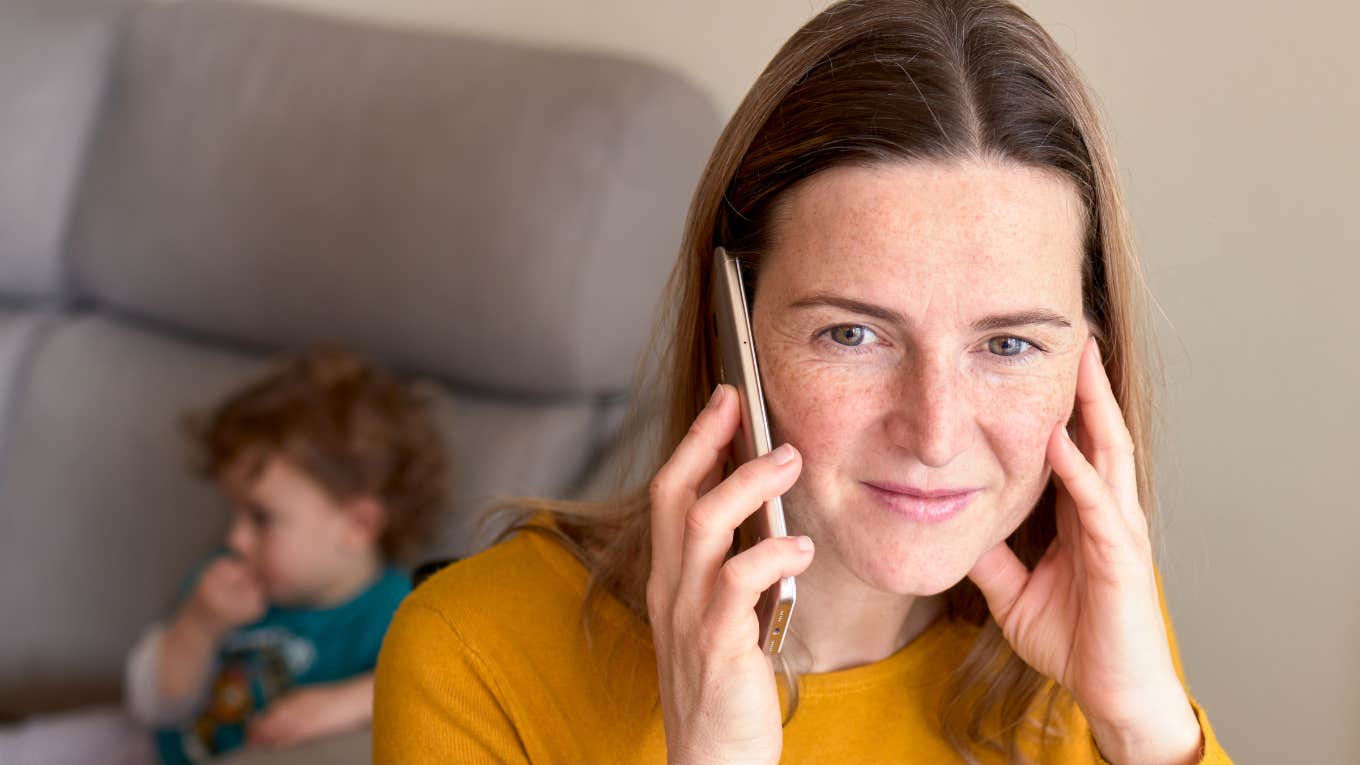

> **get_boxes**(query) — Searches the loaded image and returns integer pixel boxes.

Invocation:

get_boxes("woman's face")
[751,159,1091,596]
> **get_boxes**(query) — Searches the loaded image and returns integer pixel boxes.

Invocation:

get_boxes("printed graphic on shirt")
[180,627,314,759]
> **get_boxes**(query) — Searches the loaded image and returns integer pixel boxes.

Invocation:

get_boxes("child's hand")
[247,677,374,749]
[184,556,267,637]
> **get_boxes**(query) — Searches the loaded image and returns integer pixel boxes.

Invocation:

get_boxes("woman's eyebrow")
[972,310,1072,332]
[789,295,904,322]
[787,294,1072,331]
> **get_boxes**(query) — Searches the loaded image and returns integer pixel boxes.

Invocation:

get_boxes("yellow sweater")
[374,523,1232,764]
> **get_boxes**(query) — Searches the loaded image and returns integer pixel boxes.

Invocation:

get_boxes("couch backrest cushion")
[0,4,126,301]
[66,0,718,398]
[0,315,606,717]
[0,316,262,717]
[0,308,49,450]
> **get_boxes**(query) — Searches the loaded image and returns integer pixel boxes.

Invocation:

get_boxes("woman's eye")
[987,336,1033,358]
[828,325,878,347]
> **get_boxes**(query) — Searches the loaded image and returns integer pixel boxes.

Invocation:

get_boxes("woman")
[374,0,1234,762]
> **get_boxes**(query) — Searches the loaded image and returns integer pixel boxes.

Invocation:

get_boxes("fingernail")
[771,443,797,465]
[796,535,814,552]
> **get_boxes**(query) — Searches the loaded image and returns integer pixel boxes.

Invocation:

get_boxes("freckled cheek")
[761,358,883,468]
[982,377,1076,476]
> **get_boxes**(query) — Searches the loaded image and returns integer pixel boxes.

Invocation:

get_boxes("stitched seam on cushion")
[58,3,137,305]
[0,311,56,479]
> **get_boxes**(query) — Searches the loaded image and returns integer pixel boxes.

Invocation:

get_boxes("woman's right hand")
[646,383,815,765]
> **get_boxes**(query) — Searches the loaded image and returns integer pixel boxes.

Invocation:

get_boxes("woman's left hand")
[966,337,1203,765]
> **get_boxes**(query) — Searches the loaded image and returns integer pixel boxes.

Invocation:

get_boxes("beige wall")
[210,0,829,117]
[226,0,1357,760]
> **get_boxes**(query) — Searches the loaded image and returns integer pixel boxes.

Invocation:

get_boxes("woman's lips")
[862,481,979,523]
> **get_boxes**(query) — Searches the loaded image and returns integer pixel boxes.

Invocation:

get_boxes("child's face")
[219,454,381,608]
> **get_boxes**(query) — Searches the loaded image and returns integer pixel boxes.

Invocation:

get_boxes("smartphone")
[709,246,796,655]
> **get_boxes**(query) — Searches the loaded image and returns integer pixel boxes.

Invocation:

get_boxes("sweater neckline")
[792,616,969,697]
[522,516,974,695]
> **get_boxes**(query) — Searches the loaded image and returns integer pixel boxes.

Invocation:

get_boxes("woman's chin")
[849,548,974,597]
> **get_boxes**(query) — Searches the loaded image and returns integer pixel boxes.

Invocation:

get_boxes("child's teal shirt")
[153,564,410,764]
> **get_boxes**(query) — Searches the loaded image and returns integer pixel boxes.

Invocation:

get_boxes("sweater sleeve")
[1087,571,1233,764]
[372,598,531,764]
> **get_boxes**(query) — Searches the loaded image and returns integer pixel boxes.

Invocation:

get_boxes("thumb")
[966,541,1029,625]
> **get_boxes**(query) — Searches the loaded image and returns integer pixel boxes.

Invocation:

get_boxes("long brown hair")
[498,0,1162,761]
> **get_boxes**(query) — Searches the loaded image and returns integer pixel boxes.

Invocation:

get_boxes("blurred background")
[5,0,1357,761]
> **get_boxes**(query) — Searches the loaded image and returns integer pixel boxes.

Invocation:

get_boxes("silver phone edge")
[715,247,798,656]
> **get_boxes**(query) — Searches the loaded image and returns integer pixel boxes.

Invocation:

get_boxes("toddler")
[0,348,448,764]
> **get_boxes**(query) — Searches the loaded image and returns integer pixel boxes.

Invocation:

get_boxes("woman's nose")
[884,354,974,468]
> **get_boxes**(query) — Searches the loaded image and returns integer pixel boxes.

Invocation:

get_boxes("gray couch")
[0,0,718,761]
